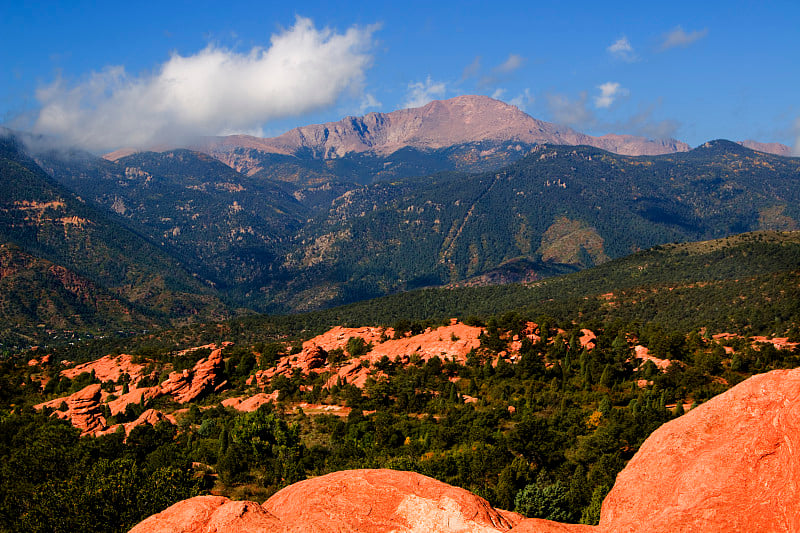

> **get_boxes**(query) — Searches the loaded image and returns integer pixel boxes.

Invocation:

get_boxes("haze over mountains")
[102,96,793,164]
[2,95,799,345]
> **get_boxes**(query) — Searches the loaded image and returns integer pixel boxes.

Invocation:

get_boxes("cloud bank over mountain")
[32,17,376,152]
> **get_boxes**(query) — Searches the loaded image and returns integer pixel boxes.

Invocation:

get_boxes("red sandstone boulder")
[129,495,284,533]
[129,469,521,532]
[35,383,106,435]
[264,469,521,532]
[599,367,800,532]
[160,347,227,403]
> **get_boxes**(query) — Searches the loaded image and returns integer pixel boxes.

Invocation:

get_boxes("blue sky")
[2,0,798,152]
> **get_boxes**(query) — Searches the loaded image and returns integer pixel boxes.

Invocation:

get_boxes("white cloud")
[509,89,534,111]
[494,53,525,74]
[546,92,595,129]
[32,17,377,151]
[461,56,481,81]
[547,91,680,139]
[491,88,506,100]
[403,76,447,108]
[358,93,381,114]
[619,102,680,139]
[594,82,628,109]
[607,36,636,62]
[660,26,708,51]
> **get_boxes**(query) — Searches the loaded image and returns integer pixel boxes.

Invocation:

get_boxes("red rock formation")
[632,345,671,371]
[131,469,520,532]
[599,367,800,533]
[131,368,800,533]
[106,386,162,416]
[35,383,106,436]
[96,408,176,437]
[129,495,283,533]
[61,353,148,385]
[160,347,227,403]
[578,329,596,350]
[221,391,279,412]
[265,469,521,532]
[251,322,483,390]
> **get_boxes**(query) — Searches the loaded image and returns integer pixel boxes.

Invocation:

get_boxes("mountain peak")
[199,95,690,159]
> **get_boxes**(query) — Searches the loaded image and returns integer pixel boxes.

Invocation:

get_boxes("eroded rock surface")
[132,469,521,533]
[160,347,227,403]
[129,495,283,533]
[599,367,800,533]
[265,469,520,533]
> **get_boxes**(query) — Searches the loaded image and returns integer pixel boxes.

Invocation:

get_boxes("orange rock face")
[132,469,521,532]
[61,353,149,385]
[632,345,671,371]
[252,321,484,390]
[509,519,595,532]
[267,469,520,532]
[160,347,227,403]
[97,408,177,437]
[35,383,106,436]
[599,367,800,532]
[129,495,283,533]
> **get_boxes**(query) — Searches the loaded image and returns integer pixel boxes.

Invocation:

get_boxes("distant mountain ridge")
[738,139,794,157]
[195,95,691,161]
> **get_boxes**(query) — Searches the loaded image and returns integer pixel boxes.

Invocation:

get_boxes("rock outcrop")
[599,367,800,532]
[61,353,148,385]
[35,383,106,435]
[160,347,227,403]
[35,344,230,434]
[129,495,283,533]
[251,321,484,390]
[131,469,522,533]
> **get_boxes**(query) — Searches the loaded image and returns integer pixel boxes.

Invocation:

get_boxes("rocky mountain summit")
[198,95,690,161]
[130,367,800,532]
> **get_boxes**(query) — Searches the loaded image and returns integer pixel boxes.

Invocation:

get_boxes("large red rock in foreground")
[131,469,522,533]
[265,469,520,532]
[130,495,283,532]
[599,367,800,532]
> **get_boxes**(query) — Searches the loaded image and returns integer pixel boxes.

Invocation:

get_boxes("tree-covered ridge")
[0,137,229,346]
[31,135,799,315]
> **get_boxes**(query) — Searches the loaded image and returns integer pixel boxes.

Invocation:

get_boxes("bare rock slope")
[130,367,800,532]
[200,95,690,160]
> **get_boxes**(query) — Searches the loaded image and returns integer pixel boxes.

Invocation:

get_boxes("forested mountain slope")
[0,136,229,346]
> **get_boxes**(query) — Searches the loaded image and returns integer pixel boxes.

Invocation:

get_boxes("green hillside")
[0,136,229,346]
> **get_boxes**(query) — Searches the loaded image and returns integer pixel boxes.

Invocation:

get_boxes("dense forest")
[2,229,799,532]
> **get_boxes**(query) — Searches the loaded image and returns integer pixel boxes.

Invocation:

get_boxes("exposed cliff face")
[200,95,690,162]
[129,368,800,532]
